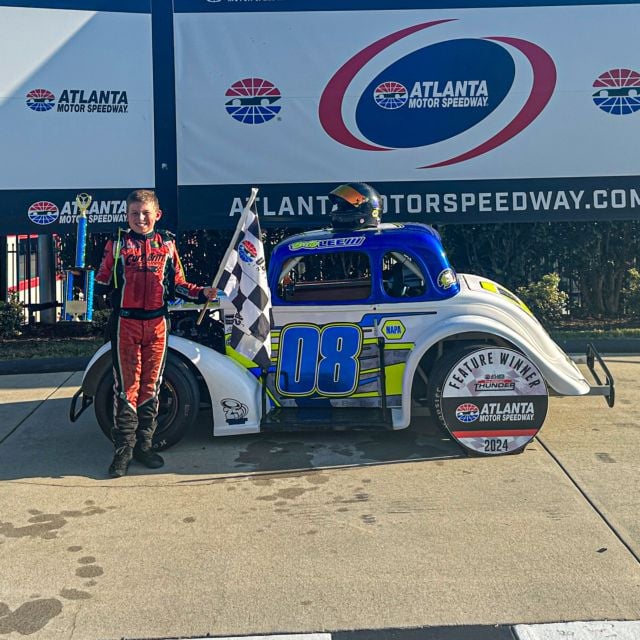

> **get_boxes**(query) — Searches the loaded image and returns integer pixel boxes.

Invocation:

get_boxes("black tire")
[427,343,546,457]
[94,355,201,451]
[428,344,487,437]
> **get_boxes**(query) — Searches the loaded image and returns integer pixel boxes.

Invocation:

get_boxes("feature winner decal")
[438,347,548,455]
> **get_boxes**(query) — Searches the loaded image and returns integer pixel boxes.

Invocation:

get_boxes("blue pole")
[75,213,87,269]
[86,270,95,321]
[64,271,74,321]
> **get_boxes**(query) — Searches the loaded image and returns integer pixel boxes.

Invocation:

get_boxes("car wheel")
[427,344,548,457]
[94,356,201,451]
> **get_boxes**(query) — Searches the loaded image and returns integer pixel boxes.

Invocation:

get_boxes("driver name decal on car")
[288,237,365,251]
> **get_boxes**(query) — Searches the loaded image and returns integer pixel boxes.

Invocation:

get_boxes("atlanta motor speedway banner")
[174,0,640,229]
[0,0,639,234]
[0,1,157,234]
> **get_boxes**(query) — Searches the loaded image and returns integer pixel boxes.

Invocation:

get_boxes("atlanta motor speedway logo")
[225,78,281,124]
[25,88,129,113]
[592,68,640,115]
[27,199,128,225]
[319,19,556,169]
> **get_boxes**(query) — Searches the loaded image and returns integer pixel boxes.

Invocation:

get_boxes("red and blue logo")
[373,82,408,110]
[456,403,479,423]
[26,88,56,112]
[239,239,258,263]
[319,20,556,168]
[592,68,640,115]
[28,201,59,225]
[225,78,281,124]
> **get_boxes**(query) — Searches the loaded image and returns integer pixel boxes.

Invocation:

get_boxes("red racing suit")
[95,228,207,449]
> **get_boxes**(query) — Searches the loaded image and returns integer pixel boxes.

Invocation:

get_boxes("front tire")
[94,356,201,451]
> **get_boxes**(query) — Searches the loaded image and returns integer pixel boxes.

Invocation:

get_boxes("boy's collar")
[128,228,156,240]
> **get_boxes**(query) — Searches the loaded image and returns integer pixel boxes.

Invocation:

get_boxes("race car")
[70,220,614,457]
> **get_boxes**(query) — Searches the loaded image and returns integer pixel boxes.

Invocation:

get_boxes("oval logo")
[592,68,640,115]
[239,239,257,262]
[357,39,514,148]
[28,201,59,225]
[225,78,281,124]
[319,20,556,168]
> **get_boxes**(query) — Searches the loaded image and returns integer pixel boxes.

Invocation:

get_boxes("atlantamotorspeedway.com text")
[230,188,640,219]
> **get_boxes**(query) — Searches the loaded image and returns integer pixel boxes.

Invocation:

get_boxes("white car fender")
[397,314,590,429]
[167,336,262,436]
[80,336,263,437]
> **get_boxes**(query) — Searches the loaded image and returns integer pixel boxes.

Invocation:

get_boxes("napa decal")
[381,319,406,340]
[319,20,556,168]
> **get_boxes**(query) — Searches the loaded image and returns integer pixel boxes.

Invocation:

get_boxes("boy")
[95,190,217,478]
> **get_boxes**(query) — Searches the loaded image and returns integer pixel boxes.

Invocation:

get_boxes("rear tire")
[427,344,547,457]
[94,356,200,451]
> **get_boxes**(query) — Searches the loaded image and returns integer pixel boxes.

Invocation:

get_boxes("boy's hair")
[126,189,159,211]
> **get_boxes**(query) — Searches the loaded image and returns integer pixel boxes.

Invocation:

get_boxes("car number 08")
[276,324,363,397]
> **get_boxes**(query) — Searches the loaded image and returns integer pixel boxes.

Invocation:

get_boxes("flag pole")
[196,187,259,326]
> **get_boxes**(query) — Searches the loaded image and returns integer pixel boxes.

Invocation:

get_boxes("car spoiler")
[571,343,615,408]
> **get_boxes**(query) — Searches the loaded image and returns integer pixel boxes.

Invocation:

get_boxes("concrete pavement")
[0,358,639,639]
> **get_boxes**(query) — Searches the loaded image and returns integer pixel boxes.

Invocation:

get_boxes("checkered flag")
[214,188,273,373]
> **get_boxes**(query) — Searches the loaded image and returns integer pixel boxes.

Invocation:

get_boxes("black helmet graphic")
[328,182,382,229]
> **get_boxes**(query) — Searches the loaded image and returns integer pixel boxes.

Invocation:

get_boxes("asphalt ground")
[0,357,639,640]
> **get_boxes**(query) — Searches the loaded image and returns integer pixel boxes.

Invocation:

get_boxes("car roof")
[271,222,445,259]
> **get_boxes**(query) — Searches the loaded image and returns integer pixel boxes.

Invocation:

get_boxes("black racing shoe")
[108,446,133,478]
[133,445,164,469]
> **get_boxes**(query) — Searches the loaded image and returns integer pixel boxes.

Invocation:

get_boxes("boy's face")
[127,200,162,235]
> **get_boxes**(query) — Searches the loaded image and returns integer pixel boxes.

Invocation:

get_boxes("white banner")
[174,4,640,186]
[0,6,154,190]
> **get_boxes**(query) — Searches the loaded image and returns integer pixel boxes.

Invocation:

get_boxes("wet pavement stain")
[256,486,318,502]
[0,502,110,635]
[0,505,107,540]
[305,473,330,485]
[76,564,104,579]
[0,599,63,635]
[60,588,91,601]
[235,440,314,471]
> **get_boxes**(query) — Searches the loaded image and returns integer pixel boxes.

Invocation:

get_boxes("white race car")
[70,222,614,456]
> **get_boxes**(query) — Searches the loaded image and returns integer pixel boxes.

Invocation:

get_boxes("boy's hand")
[203,287,218,301]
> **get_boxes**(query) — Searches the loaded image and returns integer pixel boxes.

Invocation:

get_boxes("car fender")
[397,313,590,428]
[167,336,262,436]
[80,336,262,437]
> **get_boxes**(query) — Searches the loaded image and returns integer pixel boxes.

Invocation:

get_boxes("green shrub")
[622,268,640,315]
[516,273,569,326]
[0,295,25,339]
[90,308,112,340]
